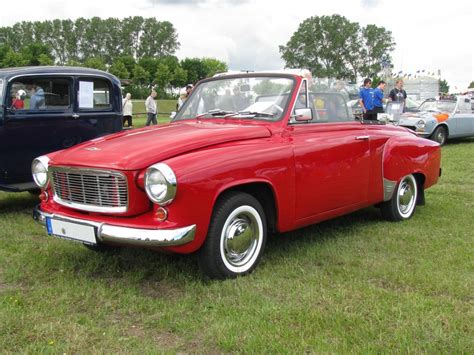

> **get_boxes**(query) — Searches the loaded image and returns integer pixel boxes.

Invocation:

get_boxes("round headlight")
[32,156,50,188]
[144,163,177,205]
[416,120,426,129]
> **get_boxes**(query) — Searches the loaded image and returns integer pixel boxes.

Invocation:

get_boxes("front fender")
[159,140,294,253]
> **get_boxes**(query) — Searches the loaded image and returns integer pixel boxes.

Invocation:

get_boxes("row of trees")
[280,15,395,82]
[0,17,179,65]
[0,17,228,98]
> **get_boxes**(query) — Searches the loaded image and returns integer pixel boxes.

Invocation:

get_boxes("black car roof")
[0,66,119,83]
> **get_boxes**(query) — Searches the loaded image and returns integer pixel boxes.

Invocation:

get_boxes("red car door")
[289,121,371,220]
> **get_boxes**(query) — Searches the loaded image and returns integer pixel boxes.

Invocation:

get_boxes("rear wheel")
[381,174,418,221]
[431,126,447,145]
[198,192,267,279]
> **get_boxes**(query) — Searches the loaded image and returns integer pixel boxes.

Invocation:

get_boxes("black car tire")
[198,192,267,280]
[431,126,447,146]
[381,174,418,221]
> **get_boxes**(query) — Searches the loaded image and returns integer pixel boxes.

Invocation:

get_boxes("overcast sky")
[2,0,472,91]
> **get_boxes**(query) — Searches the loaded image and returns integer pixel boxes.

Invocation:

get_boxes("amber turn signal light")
[39,191,49,202]
[155,207,168,221]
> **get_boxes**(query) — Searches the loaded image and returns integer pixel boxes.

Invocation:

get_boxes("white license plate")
[46,218,97,245]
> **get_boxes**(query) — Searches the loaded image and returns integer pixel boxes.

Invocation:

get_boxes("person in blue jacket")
[28,84,45,110]
[359,78,375,120]
[373,80,386,117]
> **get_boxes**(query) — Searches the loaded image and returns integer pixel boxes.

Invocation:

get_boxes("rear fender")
[382,136,441,200]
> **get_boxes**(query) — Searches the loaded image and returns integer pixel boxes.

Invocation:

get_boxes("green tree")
[279,15,395,81]
[201,57,228,77]
[117,55,136,78]
[468,81,474,89]
[83,57,106,71]
[21,43,54,66]
[2,48,27,67]
[171,66,188,88]
[180,58,207,84]
[109,60,130,79]
[359,24,396,77]
[38,53,54,66]
[439,79,449,94]
[138,57,158,85]
[138,19,179,58]
[132,64,150,85]
[155,63,171,88]
[0,17,180,67]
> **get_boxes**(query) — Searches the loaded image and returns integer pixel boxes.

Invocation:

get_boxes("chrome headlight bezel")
[31,155,50,189]
[416,119,426,129]
[144,163,177,206]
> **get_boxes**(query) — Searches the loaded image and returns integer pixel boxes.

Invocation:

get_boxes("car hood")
[50,121,272,170]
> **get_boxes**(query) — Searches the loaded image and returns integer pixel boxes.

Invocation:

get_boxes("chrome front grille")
[51,167,128,213]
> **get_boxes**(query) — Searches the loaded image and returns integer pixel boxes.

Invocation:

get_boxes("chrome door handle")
[72,114,80,119]
[355,135,370,140]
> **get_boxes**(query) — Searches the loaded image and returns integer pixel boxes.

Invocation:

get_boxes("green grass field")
[0,138,473,353]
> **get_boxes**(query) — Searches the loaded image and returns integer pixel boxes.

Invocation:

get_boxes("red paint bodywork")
[38,74,441,254]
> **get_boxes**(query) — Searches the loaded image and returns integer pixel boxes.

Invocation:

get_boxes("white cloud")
[1,0,472,91]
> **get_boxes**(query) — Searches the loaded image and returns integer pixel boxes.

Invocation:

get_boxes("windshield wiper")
[237,111,275,118]
[196,109,237,119]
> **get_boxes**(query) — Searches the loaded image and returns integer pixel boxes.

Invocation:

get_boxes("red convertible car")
[32,70,441,279]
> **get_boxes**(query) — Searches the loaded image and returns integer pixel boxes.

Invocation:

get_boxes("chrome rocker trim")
[33,205,195,247]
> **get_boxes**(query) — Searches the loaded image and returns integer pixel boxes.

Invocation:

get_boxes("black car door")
[0,75,76,188]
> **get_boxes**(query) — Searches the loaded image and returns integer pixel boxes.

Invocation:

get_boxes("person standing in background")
[122,93,133,128]
[389,79,407,111]
[359,78,375,120]
[145,89,157,126]
[373,80,386,117]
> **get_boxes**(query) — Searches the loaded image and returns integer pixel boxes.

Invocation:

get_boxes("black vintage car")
[0,66,123,192]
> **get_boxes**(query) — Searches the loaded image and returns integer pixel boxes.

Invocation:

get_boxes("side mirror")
[293,108,313,122]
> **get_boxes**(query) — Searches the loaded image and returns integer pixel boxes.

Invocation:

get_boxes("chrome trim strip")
[33,205,196,247]
[383,178,397,201]
[50,166,129,213]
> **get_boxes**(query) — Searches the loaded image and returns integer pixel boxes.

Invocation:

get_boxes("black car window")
[8,77,71,111]
[78,78,112,110]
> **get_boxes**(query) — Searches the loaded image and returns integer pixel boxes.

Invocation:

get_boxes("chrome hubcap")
[436,129,446,144]
[397,175,416,217]
[220,206,262,272]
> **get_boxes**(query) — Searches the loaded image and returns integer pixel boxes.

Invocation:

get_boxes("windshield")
[174,76,295,121]
[419,100,456,113]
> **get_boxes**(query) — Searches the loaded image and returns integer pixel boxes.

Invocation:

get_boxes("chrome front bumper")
[33,205,196,247]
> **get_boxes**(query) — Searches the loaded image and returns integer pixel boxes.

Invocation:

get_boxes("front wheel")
[431,126,447,145]
[198,192,267,279]
[381,174,418,221]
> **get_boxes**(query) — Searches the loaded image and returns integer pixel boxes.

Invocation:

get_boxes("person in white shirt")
[145,89,158,126]
[122,93,133,127]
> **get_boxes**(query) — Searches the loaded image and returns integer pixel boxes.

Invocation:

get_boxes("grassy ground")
[0,138,473,353]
